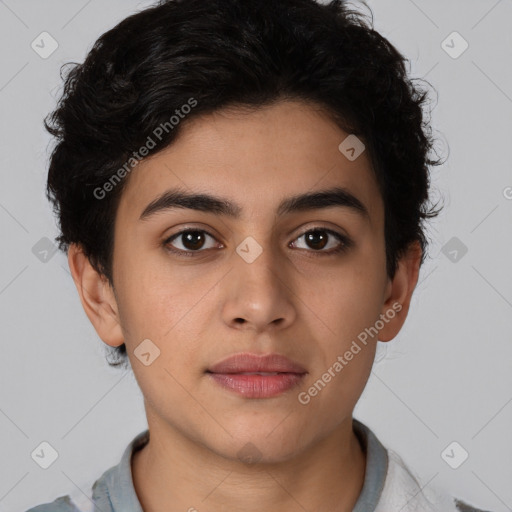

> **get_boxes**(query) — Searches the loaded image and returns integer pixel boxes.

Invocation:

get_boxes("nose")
[220,240,297,333]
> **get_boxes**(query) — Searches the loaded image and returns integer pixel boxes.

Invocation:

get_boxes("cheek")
[305,260,386,342]
[298,273,380,419]
[113,248,180,346]
[115,253,214,368]
[299,251,386,403]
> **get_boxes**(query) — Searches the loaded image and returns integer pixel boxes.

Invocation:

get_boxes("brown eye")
[164,229,218,255]
[304,230,329,250]
[291,228,352,254]
[179,231,207,250]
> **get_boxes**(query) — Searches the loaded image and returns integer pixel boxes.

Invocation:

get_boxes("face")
[75,100,418,463]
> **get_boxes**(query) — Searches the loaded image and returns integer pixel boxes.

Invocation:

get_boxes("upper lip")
[207,353,307,374]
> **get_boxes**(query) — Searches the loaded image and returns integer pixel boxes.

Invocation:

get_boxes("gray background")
[1,0,511,511]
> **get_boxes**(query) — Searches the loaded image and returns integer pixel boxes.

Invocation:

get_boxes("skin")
[68,100,422,512]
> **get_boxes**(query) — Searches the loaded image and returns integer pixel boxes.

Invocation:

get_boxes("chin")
[222,442,302,466]
[212,423,307,465]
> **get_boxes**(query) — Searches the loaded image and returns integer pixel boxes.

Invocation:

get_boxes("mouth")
[206,353,307,398]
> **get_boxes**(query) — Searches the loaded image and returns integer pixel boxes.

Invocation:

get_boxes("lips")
[206,353,307,398]
[208,352,307,374]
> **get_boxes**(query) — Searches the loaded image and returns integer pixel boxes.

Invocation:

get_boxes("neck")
[132,412,366,512]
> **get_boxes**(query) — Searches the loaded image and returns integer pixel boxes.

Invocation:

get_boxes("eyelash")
[163,227,353,258]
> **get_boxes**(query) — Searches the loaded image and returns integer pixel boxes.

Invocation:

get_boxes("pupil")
[307,231,327,250]
[184,231,204,250]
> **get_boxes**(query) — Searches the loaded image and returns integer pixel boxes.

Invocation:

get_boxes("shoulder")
[24,494,87,512]
[24,429,149,512]
[378,448,493,512]
[24,475,106,512]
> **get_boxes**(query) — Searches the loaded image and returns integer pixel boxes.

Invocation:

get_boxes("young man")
[28,0,491,510]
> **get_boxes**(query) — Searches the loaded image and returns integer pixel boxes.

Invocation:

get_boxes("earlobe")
[378,241,422,342]
[67,244,125,348]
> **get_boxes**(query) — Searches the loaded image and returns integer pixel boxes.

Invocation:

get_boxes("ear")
[67,243,124,348]
[378,240,422,342]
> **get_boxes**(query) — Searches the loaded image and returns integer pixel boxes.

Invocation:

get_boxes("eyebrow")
[139,186,370,222]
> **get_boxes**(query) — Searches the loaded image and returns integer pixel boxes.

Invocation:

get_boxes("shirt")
[25,419,491,512]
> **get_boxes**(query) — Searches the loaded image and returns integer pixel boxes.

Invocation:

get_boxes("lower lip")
[207,373,305,398]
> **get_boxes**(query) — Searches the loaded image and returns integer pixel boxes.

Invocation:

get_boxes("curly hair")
[44,0,445,367]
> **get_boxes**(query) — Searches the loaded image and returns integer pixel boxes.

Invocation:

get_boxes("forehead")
[118,100,383,225]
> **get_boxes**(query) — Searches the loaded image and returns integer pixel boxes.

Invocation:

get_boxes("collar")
[352,418,389,510]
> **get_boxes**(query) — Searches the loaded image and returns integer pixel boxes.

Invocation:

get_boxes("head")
[45,0,443,463]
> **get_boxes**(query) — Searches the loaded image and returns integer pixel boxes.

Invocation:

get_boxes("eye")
[164,229,220,256]
[290,228,352,254]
